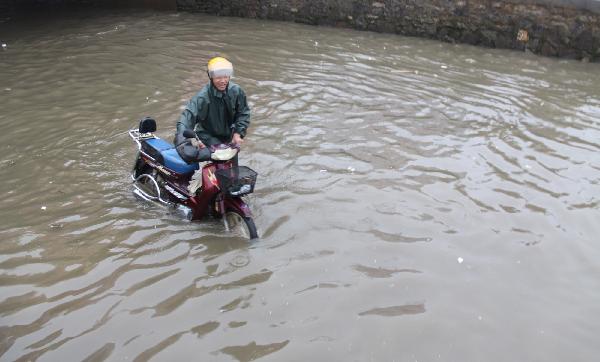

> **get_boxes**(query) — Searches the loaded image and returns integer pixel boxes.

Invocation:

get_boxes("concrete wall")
[177,0,600,61]
[3,0,598,60]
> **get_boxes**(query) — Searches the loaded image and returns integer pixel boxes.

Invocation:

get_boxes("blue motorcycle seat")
[145,138,172,152]
[144,138,199,175]
[162,148,199,174]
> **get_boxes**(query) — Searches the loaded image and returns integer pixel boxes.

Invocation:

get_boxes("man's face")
[212,76,230,92]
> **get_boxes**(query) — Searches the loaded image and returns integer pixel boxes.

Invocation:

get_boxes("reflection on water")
[1,9,600,361]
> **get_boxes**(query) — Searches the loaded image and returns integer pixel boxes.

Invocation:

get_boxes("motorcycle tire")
[224,210,258,240]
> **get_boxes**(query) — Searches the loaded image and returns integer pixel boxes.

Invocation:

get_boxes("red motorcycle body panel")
[134,139,252,221]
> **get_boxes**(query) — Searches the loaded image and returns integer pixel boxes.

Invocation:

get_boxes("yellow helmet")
[207,56,233,78]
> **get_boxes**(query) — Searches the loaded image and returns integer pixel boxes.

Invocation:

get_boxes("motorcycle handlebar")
[182,129,196,139]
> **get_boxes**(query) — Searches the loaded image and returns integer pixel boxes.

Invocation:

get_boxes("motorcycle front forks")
[215,193,230,231]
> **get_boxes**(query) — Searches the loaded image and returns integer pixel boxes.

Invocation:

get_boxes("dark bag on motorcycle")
[174,133,211,163]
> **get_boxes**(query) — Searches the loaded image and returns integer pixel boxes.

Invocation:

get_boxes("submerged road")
[1,10,600,361]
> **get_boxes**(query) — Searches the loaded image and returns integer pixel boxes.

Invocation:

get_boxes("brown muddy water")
[1,10,600,362]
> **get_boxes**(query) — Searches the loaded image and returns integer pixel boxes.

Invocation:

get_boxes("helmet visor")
[208,68,233,78]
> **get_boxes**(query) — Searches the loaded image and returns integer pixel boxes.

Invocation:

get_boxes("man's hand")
[190,138,206,149]
[232,133,244,146]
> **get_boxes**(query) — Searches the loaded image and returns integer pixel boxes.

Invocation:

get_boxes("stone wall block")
[179,0,600,61]
[573,28,593,50]
[177,0,198,11]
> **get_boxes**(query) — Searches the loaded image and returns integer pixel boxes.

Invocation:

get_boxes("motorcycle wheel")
[224,210,258,240]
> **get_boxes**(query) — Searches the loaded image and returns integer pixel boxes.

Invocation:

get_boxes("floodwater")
[1,10,600,362]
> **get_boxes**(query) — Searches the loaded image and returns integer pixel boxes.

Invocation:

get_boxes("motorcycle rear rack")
[128,128,156,150]
[129,128,161,163]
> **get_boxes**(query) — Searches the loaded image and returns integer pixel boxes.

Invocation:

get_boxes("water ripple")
[1,9,600,362]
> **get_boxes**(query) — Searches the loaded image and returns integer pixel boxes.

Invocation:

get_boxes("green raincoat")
[176,81,251,146]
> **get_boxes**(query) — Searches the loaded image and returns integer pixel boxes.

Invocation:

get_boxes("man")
[175,56,251,149]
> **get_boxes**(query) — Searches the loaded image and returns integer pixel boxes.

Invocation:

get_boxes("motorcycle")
[128,117,258,239]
